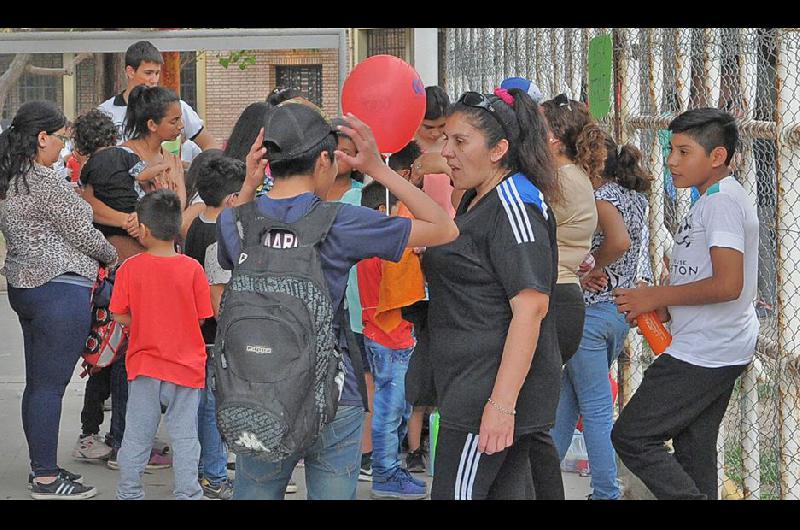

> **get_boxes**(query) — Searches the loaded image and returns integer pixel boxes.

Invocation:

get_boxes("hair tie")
[493,88,515,106]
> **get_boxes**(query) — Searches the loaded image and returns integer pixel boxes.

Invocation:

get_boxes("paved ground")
[0,292,591,500]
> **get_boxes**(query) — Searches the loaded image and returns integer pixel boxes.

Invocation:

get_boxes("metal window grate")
[275,64,323,108]
[1,53,63,121]
[366,28,409,60]
[180,52,198,111]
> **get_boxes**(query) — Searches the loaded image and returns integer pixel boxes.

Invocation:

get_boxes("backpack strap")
[233,201,292,250]
[290,201,344,247]
[337,303,370,413]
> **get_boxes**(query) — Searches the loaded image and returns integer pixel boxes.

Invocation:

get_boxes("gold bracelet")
[487,397,516,416]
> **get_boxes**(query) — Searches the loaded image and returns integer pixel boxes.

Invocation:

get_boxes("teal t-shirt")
[339,180,365,334]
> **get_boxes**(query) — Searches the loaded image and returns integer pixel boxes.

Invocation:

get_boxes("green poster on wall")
[588,33,613,120]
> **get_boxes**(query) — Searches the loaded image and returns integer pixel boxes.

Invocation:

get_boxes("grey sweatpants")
[116,376,203,500]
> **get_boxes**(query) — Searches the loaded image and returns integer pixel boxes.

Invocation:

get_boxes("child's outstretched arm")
[335,114,459,248]
[614,246,743,322]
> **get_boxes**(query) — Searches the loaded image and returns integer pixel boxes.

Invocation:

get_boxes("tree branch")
[24,52,93,77]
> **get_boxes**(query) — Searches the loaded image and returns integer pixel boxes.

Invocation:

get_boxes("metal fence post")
[775,28,800,500]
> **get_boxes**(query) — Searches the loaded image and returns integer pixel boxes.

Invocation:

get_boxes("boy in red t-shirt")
[109,189,213,500]
[357,181,424,499]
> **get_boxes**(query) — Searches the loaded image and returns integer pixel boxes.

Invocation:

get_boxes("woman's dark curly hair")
[73,109,118,156]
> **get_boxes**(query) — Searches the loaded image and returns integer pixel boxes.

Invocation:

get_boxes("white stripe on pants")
[454,433,482,500]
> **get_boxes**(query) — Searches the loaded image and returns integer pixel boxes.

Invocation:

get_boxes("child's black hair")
[136,189,182,241]
[668,107,738,165]
[269,134,337,179]
[388,140,422,172]
[196,155,246,207]
[124,85,180,141]
[361,180,397,211]
[425,86,450,120]
[73,109,117,156]
[185,149,223,206]
[125,40,163,70]
[224,102,270,162]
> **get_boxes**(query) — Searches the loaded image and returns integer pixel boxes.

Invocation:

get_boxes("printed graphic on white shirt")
[666,176,760,368]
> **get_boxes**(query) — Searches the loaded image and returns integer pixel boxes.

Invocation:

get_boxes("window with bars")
[180,52,198,111]
[275,65,323,107]
[366,28,410,60]
[1,53,63,121]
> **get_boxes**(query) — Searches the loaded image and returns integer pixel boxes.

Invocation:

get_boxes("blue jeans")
[233,405,364,500]
[198,352,227,484]
[8,282,92,477]
[551,301,629,500]
[363,337,414,480]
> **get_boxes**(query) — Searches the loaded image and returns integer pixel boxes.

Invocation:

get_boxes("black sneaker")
[106,449,119,470]
[405,449,427,473]
[359,453,373,482]
[27,468,82,490]
[30,474,97,500]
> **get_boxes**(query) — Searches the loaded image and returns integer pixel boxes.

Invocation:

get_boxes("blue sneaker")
[406,471,426,488]
[371,468,427,499]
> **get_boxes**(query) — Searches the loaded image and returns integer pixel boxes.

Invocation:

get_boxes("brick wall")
[204,48,341,147]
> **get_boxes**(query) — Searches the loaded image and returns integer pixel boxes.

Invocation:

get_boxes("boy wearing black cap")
[216,105,458,499]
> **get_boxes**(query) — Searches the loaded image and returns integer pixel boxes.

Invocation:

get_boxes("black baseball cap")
[262,103,336,162]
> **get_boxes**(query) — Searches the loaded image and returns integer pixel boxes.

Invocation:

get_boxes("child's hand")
[581,269,608,293]
[334,114,385,177]
[245,127,268,190]
[123,213,140,239]
[613,286,660,323]
[410,153,451,186]
[163,152,184,191]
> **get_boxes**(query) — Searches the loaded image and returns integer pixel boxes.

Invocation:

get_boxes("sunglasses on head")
[553,93,572,111]
[458,91,497,114]
[457,91,516,140]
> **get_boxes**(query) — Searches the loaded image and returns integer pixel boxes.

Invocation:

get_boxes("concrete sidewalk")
[0,292,591,500]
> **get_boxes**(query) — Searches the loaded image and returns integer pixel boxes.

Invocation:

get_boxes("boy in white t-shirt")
[611,108,758,500]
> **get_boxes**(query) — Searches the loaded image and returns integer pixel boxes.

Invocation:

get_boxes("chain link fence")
[443,28,800,500]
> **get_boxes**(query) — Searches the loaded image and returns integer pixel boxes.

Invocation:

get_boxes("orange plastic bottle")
[637,311,672,355]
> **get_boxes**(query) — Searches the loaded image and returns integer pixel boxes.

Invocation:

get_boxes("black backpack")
[212,200,345,461]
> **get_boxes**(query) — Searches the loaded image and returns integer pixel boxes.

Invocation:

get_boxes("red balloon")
[341,55,427,154]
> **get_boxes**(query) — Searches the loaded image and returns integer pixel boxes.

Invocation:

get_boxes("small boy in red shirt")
[110,189,213,500]
[358,181,425,499]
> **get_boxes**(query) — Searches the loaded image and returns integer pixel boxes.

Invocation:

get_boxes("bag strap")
[290,201,343,247]
[337,304,370,413]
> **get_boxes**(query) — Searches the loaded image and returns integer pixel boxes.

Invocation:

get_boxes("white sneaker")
[72,434,113,460]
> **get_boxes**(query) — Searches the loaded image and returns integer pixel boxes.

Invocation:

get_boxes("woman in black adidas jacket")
[422,87,563,500]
